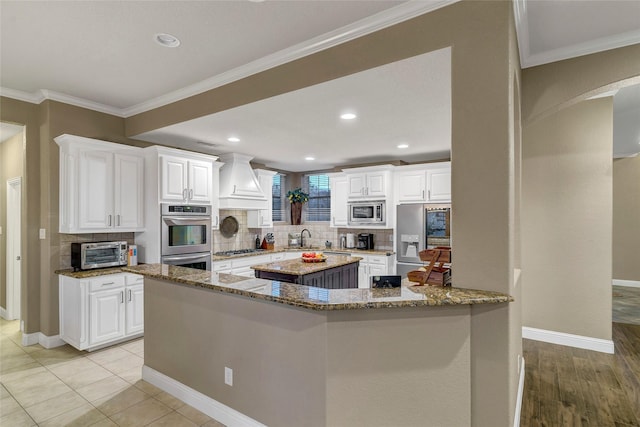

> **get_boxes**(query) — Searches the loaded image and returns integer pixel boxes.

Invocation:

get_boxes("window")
[272,174,285,222]
[304,174,331,221]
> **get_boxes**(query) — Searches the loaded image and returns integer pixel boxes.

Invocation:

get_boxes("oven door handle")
[163,217,209,226]
[162,254,209,262]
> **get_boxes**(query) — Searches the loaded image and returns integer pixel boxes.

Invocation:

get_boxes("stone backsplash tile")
[58,232,135,269]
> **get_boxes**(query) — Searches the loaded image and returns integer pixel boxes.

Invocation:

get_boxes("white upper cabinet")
[330,174,348,227]
[247,169,277,228]
[160,155,212,204]
[347,170,389,199]
[211,162,222,230]
[56,134,145,233]
[395,162,451,204]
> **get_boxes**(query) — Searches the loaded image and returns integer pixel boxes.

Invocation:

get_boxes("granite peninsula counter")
[124,263,512,427]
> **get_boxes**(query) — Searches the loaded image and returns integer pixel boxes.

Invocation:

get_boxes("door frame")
[6,176,22,321]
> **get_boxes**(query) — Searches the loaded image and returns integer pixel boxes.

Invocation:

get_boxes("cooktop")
[214,249,267,256]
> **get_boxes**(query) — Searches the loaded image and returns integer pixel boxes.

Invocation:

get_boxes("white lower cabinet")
[356,254,396,288]
[60,273,143,351]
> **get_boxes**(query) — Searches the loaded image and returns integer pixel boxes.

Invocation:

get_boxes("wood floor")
[520,322,640,426]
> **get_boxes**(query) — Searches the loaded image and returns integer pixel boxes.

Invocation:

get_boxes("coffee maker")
[357,233,374,250]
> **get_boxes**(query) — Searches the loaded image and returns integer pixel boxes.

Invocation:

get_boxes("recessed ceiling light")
[227,137,240,143]
[340,113,357,120]
[155,33,180,48]
[397,144,409,149]
[305,156,315,161]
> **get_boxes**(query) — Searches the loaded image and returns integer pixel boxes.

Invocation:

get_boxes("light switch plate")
[39,228,46,239]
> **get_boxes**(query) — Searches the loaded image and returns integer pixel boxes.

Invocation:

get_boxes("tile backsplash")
[214,210,393,252]
[58,232,135,269]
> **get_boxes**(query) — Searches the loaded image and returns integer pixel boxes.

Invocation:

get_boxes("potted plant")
[287,188,309,225]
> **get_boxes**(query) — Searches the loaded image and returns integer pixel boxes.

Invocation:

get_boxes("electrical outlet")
[224,367,233,386]
[39,228,46,240]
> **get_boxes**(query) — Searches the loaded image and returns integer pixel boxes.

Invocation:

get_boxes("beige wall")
[613,156,640,282]
[522,98,613,340]
[0,132,25,309]
[145,277,473,426]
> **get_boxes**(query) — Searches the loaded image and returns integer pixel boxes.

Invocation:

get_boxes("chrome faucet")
[300,229,311,248]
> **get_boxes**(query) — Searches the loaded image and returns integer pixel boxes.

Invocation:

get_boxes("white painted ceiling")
[1,1,639,169]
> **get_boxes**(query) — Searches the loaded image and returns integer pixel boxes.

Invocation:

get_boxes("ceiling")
[1,1,639,167]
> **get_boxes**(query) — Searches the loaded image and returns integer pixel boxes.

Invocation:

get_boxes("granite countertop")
[56,267,131,279]
[121,264,513,311]
[212,247,394,261]
[250,255,362,275]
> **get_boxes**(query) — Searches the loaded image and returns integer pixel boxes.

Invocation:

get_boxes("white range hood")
[218,153,268,210]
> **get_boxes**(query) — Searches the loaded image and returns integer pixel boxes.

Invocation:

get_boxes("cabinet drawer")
[367,255,389,265]
[213,261,232,271]
[125,274,144,286]
[89,275,125,292]
[271,253,286,261]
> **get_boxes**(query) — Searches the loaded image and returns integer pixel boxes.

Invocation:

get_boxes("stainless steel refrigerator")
[396,204,451,278]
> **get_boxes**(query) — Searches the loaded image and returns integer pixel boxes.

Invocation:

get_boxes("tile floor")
[0,319,225,426]
[612,285,640,326]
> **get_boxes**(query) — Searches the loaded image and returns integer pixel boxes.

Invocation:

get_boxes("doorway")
[6,177,21,321]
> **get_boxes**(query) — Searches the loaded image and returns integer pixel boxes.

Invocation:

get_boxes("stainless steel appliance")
[396,204,451,278]
[348,201,385,226]
[161,203,212,270]
[357,233,374,250]
[71,241,128,271]
[346,233,356,249]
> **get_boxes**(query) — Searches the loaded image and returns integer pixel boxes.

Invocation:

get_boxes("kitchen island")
[124,264,511,427]
[251,254,361,289]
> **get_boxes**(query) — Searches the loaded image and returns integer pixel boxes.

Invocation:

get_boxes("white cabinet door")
[79,151,113,229]
[365,172,387,198]
[89,288,125,346]
[347,173,366,198]
[369,263,387,279]
[396,171,427,203]
[160,155,188,202]
[427,169,452,202]
[188,159,212,203]
[114,154,144,229]
[125,284,144,336]
[330,176,348,227]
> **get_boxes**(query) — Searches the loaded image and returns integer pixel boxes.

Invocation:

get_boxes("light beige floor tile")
[30,345,85,367]
[88,417,118,426]
[0,362,46,383]
[55,364,114,389]
[202,419,226,427]
[0,394,23,416]
[87,347,131,365]
[176,403,212,425]
[23,390,87,423]
[154,390,185,410]
[101,353,143,375]
[76,375,130,402]
[118,366,143,383]
[0,340,27,357]
[39,402,107,427]
[0,320,21,335]
[21,343,46,354]
[9,378,73,408]
[3,370,64,394]
[0,352,37,372]
[92,385,150,416]
[119,339,144,355]
[132,379,163,396]
[147,410,199,426]
[0,384,10,398]
[47,355,102,377]
[0,406,37,426]
[109,397,172,426]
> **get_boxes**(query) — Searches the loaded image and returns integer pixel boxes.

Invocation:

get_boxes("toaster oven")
[71,241,128,271]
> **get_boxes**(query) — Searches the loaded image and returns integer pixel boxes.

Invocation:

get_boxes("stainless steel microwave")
[348,201,385,226]
[71,241,128,271]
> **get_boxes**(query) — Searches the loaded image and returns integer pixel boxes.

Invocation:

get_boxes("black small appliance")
[357,233,374,250]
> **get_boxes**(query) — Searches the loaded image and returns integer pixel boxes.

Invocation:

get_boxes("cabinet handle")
[182,189,187,200]
[422,190,425,200]
[120,291,124,304]
[214,216,219,226]
[233,184,237,194]
[117,214,121,226]
[101,282,115,286]
[128,289,132,302]
[189,189,193,200]
[107,215,112,226]
[428,190,431,200]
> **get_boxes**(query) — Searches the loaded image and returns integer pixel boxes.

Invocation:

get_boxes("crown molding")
[4,0,459,118]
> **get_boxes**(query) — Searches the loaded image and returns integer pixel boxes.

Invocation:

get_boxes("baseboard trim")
[21,332,66,349]
[613,279,640,288]
[142,365,267,427]
[0,307,7,320]
[513,357,525,427]
[522,327,614,354]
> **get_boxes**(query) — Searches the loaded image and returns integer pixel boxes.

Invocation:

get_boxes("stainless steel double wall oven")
[160,204,211,270]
